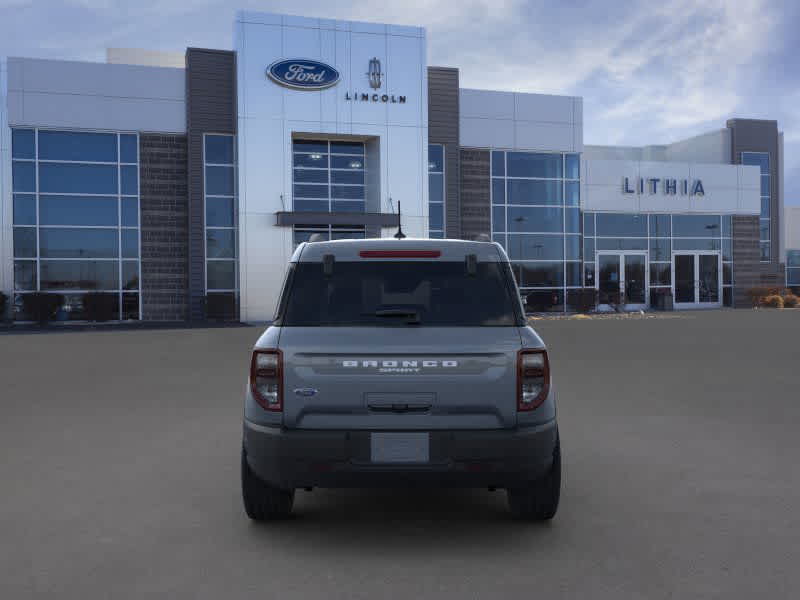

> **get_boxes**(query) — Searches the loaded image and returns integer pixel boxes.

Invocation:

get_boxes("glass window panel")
[583,213,595,237]
[330,141,364,155]
[428,231,444,239]
[121,165,138,195]
[207,260,236,290]
[650,263,671,286]
[13,194,36,225]
[12,129,35,159]
[331,185,364,200]
[331,155,363,170]
[565,208,580,233]
[492,179,505,205]
[39,195,118,226]
[787,268,800,285]
[595,213,647,237]
[40,260,119,290]
[721,215,732,237]
[122,293,140,320]
[673,238,721,251]
[121,198,139,227]
[293,140,328,154]
[565,235,581,260]
[429,203,444,231]
[741,152,769,174]
[331,200,365,213]
[205,166,234,195]
[332,170,365,185]
[206,197,234,227]
[293,168,328,184]
[722,238,732,261]
[759,219,770,240]
[649,238,671,261]
[39,163,118,194]
[13,227,37,258]
[40,228,118,258]
[122,261,139,290]
[672,215,722,237]
[565,262,581,287]
[294,229,329,244]
[122,229,139,258]
[491,151,505,177]
[428,144,444,172]
[761,197,770,218]
[760,175,770,196]
[565,181,579,206]
[583,238,594,261]
[507,179,562,206]
[522,289,564,313]
[294,183,329,199]
[723,263,732,285]
[12,161,36,192]
[584,262,595,287]
[507,206,563,233]
[331,229,366,240]
[596,238,647,251]
[760,242,770,261]
[14,261,37,291]
[428,173,444,204]
[649,214,671,237]
[120,134,138,163]
[507,235,564,260]
[294,199,329,212]
[507,152,562,178]
[207,229,236,258]
[787,251,800,268]
[723,287,732,307]
[293,153,329,168]
[205,135,234,164]
[519,262,564,287]
[38,130,117,162]
[492,233,507,251]
[565,154,580,180]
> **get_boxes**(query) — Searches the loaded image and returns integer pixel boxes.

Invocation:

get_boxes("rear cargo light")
[250,349,283,411]
[359,250,441,258]
[517,349,550,411]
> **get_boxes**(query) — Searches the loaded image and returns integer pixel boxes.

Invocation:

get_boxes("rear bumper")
[242,420,558,489]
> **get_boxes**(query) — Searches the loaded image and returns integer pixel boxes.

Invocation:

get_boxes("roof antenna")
[393,200,406,239]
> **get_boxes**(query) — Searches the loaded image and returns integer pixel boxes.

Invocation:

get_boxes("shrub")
[782,294,799,308]
[21,293,65,324]
[762,295,784,309]
[0,292,7,322]
[83,292,118,322]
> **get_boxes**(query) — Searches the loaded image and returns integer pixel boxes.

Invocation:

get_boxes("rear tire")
[507,435,561,520]
[241,448,294,521]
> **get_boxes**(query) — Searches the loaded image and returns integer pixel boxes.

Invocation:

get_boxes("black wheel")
[241,448,294,521]
[507,435,561,521]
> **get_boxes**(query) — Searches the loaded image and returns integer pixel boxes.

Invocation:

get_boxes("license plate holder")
[370,432,429,463]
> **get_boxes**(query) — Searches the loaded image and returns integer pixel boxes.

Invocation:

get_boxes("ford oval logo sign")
[267,59,340,90]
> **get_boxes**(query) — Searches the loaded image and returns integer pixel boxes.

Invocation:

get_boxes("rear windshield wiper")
[365,309,421,324]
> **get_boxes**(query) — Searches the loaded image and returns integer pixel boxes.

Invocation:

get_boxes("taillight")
[250,349,283,411]
[517,349,550,411]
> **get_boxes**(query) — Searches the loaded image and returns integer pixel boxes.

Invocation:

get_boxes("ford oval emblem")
[267,59,340,90]
[294,388,319,397]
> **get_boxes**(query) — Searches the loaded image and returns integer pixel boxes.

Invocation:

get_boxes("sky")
[1,0,798,205]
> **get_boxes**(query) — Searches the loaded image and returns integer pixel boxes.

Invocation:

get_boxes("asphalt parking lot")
[1,309,799,599]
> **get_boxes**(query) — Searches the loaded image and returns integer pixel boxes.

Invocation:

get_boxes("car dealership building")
[0,11,792,322]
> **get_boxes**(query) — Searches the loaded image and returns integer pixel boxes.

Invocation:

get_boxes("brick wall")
[459,149,490,240]
[139,134,189,321]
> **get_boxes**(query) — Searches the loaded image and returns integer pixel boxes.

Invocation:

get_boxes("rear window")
[277,261,521,327]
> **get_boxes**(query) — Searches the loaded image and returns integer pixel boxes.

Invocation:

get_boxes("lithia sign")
[266,57,406,103]
[623,177,705,196]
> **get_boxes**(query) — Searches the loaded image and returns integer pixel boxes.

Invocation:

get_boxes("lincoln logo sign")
[623,177,705,196]
[266,59,340,90]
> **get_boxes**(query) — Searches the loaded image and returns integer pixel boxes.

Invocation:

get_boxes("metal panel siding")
[427,67,460,239]
[459,148,490,240]
[186,48,237,321]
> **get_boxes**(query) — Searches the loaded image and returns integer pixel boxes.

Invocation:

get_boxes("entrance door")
[596,252,648,311]
[672,252,721,309]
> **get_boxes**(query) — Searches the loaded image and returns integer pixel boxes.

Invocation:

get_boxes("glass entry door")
[672,252,721,309]
[596,252,648,310]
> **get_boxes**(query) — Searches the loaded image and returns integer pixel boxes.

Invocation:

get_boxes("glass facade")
[292,225,366,247]
[292,140,365,213]
[11,128,141,320]
[742,152,770,261]
[491,150,580,311]
[204,134,238,308]
[787,250,800,289]
[583,213,734,307]
[428,144,444,238]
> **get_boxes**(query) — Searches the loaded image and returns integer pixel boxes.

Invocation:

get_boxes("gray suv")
[241,239,560,520]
